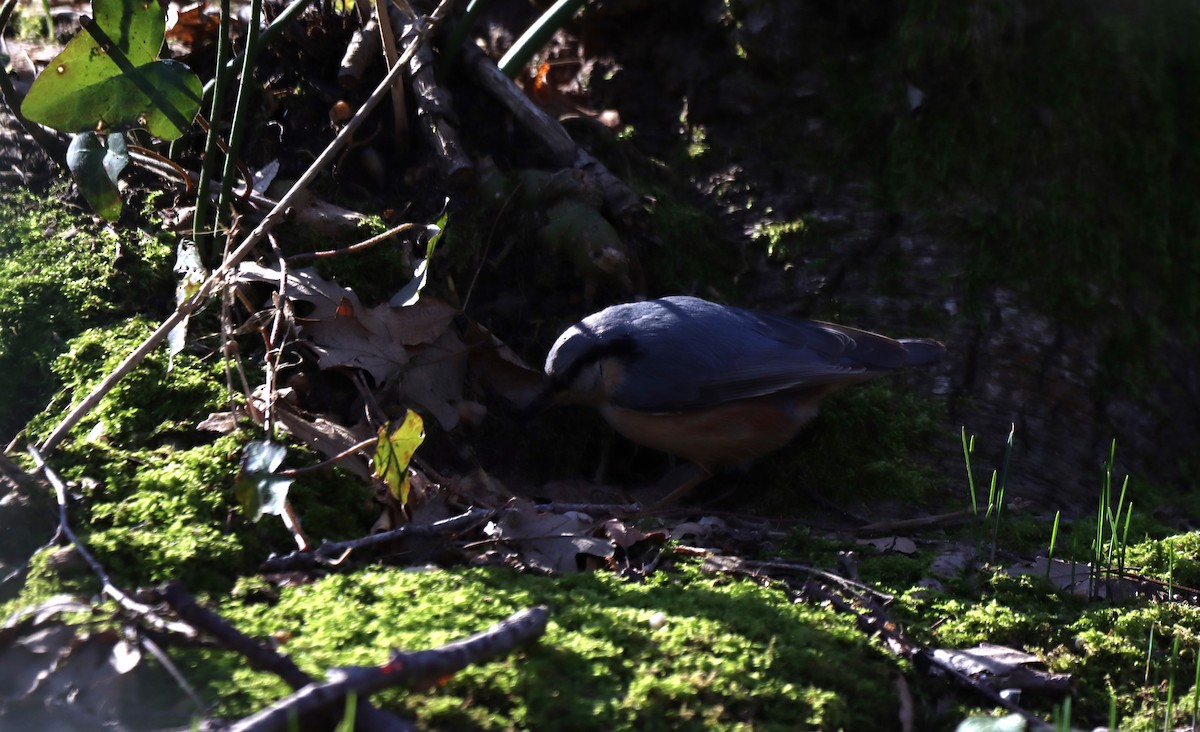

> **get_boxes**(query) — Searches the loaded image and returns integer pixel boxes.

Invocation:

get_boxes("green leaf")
[389,208,448,307]
[65,131,129,221]
[374,411,425,504]
[21,0,201,139]
[168,240,206,369]
[92,0,166,65]
[235,440,294,521]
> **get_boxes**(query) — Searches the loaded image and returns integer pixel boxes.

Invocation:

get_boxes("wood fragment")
[393,2,474,186]
[375,0,410,151]
[462,43,642,222]
[225,606,547,732]
[337,15,381,88]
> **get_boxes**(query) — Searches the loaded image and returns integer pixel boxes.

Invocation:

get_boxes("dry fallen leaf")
[930,643,1071,693]
[484,503,616,573]
[462,319,545,410]
[857,536,918,554]
[235,263,458,382]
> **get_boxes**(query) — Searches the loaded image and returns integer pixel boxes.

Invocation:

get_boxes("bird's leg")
[591,428,613,484]
[628,462,712,510]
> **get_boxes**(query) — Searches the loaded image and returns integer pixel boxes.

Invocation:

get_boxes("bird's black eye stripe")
[552,335,640,388]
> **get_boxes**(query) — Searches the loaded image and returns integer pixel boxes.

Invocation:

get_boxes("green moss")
[186,562,901,730]
[13,545,104,613]
[750,219,809,260]
[856,551,929,590]
[880,567,1200,729]
[13,319,375,595]
[306,216,417,306]
[637,180,740,295]
[747,381,947,515]
[1123,532,1200,590]
[0,193,173,440]
[27,318,222,446]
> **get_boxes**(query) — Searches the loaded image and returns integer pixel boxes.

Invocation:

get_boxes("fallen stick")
[462,43,641,222]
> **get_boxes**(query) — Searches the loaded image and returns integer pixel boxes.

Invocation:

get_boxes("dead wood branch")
[392,2,473,186]
[160,581,411,732]
[462,44,641,222]
[260,506,496,571]
[227,606,549,732]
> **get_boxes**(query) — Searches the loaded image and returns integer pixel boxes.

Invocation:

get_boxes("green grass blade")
[1046,510,1061,580]
[961,427,978,515]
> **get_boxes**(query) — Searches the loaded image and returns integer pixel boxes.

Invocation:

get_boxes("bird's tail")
[898,339,945,367]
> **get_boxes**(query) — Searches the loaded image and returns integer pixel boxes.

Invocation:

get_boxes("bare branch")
[228,606,549,732]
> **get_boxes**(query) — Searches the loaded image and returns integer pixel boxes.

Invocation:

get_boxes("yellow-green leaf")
[374,411,425,504]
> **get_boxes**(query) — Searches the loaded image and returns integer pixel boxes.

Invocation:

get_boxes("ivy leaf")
[167,240,207,369]
[389,208,448,307]
[21,0,201,139]
[235,440,293,521]
[374,411,425,504]
[65,131,129,221]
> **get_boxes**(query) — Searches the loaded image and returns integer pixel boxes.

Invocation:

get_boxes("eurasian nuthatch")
[543,296,943,473]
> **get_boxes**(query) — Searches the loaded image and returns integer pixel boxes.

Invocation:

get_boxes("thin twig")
[845,509,977,536]
[374,0,409,150]
[137,631,209,712]
[227,606,548,732]
[284,221,424,265]
[263,232,291,436]
[275,436,378,477]
[260,506,495,571]
[531,501,641,517]
[27,446,198,638]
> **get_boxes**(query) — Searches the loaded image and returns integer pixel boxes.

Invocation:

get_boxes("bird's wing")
[612,302,920,412]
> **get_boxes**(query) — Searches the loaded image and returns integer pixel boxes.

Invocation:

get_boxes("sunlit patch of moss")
[13,319,376,595]
[184,561,903,730]
[25,318,222,447]
[878,563,1200,728]
[78,437,252,588]
[0,193,173,440]
[686,124,709,160]
[750,218,807,259]
[1067,604,1200,728]
[1122,532,1200,589]
[7,546,103,618]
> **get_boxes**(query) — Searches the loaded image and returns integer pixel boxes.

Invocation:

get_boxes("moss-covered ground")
[5,299,1198,729]
[0,190,174,441]
[192,563,903,730]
